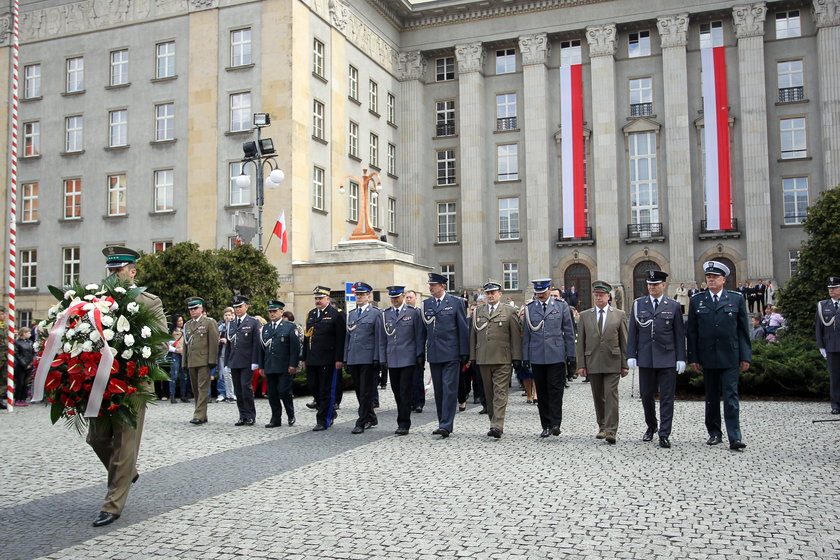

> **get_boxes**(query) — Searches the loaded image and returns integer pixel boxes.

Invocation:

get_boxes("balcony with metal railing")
[778,86,804,103]
[630,102,653,117]
[437,232,458,243]
[556,226,594,247]
[625,222,665,243]
[436,122,455,137]
[699,218,741,239]
[496,117,518,131]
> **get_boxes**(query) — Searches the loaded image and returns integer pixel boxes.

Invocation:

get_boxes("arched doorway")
[633,260,661,299]
[564,263,591,310]
[716,257,736,291]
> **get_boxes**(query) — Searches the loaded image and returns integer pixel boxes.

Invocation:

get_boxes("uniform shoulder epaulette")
[728,290,742,297]
[689,291,704,300]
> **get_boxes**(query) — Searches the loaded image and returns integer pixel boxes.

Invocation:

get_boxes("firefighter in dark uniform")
[302,286,346,431]
[226,295,261,426]
[259,300,299,427]
[816,275,840,415]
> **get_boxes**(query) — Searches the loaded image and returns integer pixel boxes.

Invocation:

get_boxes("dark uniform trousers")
[266,372,295,424]
[310,365,340,427]
[430,361,460,432]
[348,364,377,428]
[703,367,741,443]
[639,367,677,437]
[828,352,840,411]
[231,368,256,422]
[389,366,414,429]
[531,363,566,429]
[411,364,425,409]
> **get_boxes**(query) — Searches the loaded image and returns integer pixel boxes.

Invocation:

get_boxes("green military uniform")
[182,298,220,424]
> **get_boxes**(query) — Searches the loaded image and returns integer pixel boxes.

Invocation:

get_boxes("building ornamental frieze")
[813,0,840,27]
[397,51,426,82]
[519,33,550,66]
[733,2,767,38]
[329,0,350,33]
[455,42,485,74]
[585,24,616,57]
[188,0,218,12]
[657,13,689,48]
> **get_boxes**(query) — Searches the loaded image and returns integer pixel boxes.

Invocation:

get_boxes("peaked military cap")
[185,296,204,309]
[387,285,405,297]
[266,300,285,311]
[353,282,373,293]
[828,276,840,288]
[103,246,140,269]
[703,260,730,277]
[483,281,502,292]
[232,295,250,307]
[428,272,448,285]
[646,270,669,284]
[313,285,331,297]
[531,278,552,294]
[591,280,612,293]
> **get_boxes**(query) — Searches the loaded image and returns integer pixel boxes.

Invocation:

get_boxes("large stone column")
[519,33,551,280]
[397,51,428,262]
[585,24,620,285]
[814,0,840,188]
[455,43,486,289]
[734,2,773,279]
[657,14,695,285]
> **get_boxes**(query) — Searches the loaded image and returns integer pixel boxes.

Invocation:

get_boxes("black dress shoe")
[189,419,206,425]
[659,437,671,448]
[395,428,409,435]
[540,428,551,438]
[288,417,296,426]
[312,424,326,431]
[305,400,317,409]
[180,397,191,403]
[413,407,423,413]
[432,428,444,435]
[438,428,450,438]
[729,440,746,450]
[170,397,177,404]
[832,409,840,415]
[551,426,562,436]
[364,420,378,429]
[234,420,246,426]
[132,473,139,484]
[265,422,281,428]
[92,511,120,527]
[244,419,255,426]
[478,407,488,414]
[488,427,502,439]
[707,435,722,445]
[351,426,364,434]
[642,429,655,442]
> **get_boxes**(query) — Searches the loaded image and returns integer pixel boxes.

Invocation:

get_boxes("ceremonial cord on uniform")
[382,312,397,337]
[523,302,545,332]
[633,298,655,338]
[818,301,836,327]
[472,305,491,332]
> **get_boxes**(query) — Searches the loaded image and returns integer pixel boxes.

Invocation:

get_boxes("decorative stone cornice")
[585,24,616,57]
[519,33,550,66]
[397,51,426,83]
[329,0,350,33]
[657,13,689,49]
[733,2,767,39]
[455,42,485,74]
[813,0,840,28]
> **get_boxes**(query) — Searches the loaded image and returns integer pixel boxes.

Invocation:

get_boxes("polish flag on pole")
[701,46,732,231]
[271,210,288,253]
[560,64,586,238]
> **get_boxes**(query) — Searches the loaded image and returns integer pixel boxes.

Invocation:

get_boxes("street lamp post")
[237,112,285,252]
[338,168,382,242]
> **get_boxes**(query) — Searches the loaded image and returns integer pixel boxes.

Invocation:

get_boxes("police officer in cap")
[226,295,260,426]
[627,270,686,448]
[259,300,299,427]
[816,275,840,414]
[302,286,346,431]
[344,282,385,433]
[687,261,751,451]
[182,297,220,425]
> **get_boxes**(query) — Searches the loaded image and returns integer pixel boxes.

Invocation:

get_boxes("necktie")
[542,302,547,314]
[437,299,441,307]
[713,294,719,304]
[835,301,838,310]
[490,305,496,315]
[598,309,605,333]
[316,309,321,319]
[653,299,659,310]
[236,317,241,327]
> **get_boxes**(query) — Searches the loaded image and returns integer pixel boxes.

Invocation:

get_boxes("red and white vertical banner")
[6,0,22,411]
[701,46,732,231]
[560,64,586,238]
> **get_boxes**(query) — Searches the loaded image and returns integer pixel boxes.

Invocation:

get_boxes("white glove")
[224,366,231,374]
[676,361,686,374]
[251,363,259,371]
[820,348,827,359]
[626,358,637,369]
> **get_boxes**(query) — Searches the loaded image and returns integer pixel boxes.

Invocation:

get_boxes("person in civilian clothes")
[522,279,576,438]
[687,261,751,451]
[344,282,385,434]
[816,275,840,415]
[259,300,299,427]
[302,286,346,431]
[626,270,686,449]
[422,272,469,438]
[183,297,220,425]
[226,295,260,426]
[404,289,426,413]
[382,286,426,435]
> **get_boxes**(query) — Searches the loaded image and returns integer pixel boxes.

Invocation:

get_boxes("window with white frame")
[388,197,397,234]
[776,10,801,39]
[230,92,251,132]
[441,264,456,292]
[24,64,40,99]
[66,57,84,92]
[313,38,325,77]
[629,77,653,117]
[437,149,456,186]
[348,121,359,158]
[496,49,516,74]
[499,198,520,240]
[387,93,396,125]
[229,162,250,206]
[777,60,804,102]
[62,247,81,286]
[65,115,83,152]
[436,57,454,81]
[156,41,175,79]
[369,133,379,168]
[788,249,800,276]
[231,28,252,67]
[782,177,809,225]
[153,241,173,253]
[497,144,518,181]
[107,174,127,216]
[20,249,37,289]
[496,93,517,131]
[503,263,519,291]
[437,202,457,243]
[23,121,40,157]
[628,131,659,225]
[369,192,379,228]
[155,103,174,141]
[369,80,378,113]
[387,143,396,175]
[780,117,807,159]
[436,100,455,136]
[560,40,582,66]
[313,100,325,139]
[348,65,359,100]
[63,178,82,219]
[21,182,38,223]
[110,49,129,86]
[628,31,651,57]
[313,166,325,210]
[154,169,174,212]
[348,180,359,221]
[699,21,723,48]
[109,109,128,147]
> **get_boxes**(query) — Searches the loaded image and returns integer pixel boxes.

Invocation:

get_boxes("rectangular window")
[776,10,801,39]
[629,131,659,225]
[499,198,520,240]
[789,249,800,276]
[435,100,455,136]
[369,191,379,228]
[156,41,175,79]
[155,103,174,141]
[348,65,359,100]
[229,162,250,206]
[496,48,516,74]
[230,92,251,132]
[107,174,127,216]
[560,40,582,67]
[436,57,455,81]
[62,247,81,286]
[109,109,128,147]
[63,178,82,219]
[441,264,456,292]
[154,169,174,212]
[369,133,379,168]
[497,144,519,181]
[24,64,41,99]
[349,180,359,222]
[496,93,517,131]
[628,30,651,58]
[153,241,173,253]
[313,166,325,210]
[65,115,83,152]
[369,80,378,113]
[437,149,456,186]
[699,21,723,49]
[777,60,804,102]
[23,121,40,157]
[110,49,129,86]
[66,56,84,92]
[231,28,252,67]
[437,202,457,243]
[21,182,38,223]
[20,249,37,290]
[629,77,653,117]
[388,197,397,234]
[780,117,807,159]
[313,100,325,139]
[313,38,325,77]
[387,143,396,175]
[503,263,519,291]
[387,93,396,125]
[348,121,359,158]
[782,177,809,225]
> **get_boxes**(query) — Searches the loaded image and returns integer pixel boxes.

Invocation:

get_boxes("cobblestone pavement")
[2,377,838,560]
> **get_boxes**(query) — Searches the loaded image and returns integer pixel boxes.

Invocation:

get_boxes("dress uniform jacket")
[183,315,220,368]
[382,305,426,368]
[259,320,300,373]
[576,306,628,373]
[627,296,686,368]
[522,298,576,365]
[422,295,469,362]
[469,303,522,364]
[344,305,386,365]
[686,290,751,368]
[816,299,840,352]
[225,315,260,368]
[302,305,346,366]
